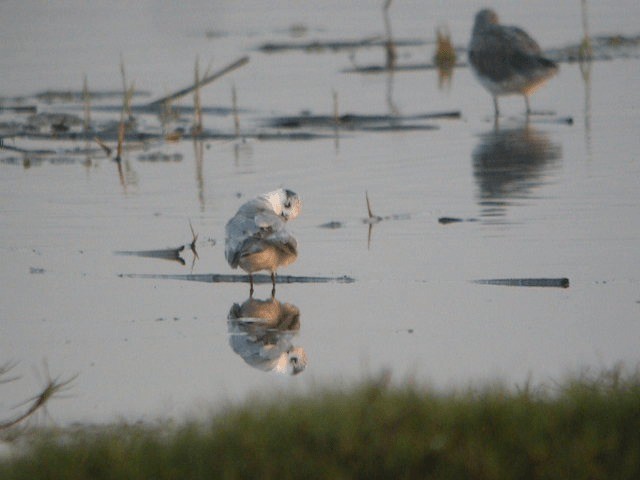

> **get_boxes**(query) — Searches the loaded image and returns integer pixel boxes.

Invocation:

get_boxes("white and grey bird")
[468,9,558,116]
[225,188,302,294]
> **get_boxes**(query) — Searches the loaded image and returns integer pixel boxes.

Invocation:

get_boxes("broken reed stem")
[365,191,374,219]
[188,219,199,259]
[382,0,396,69]
[94,137,112,157]
[579,0,593,61]
[193,56,203,137]
[232,83,240,137]
[116,108,125,161]
[119,55,134,119]
[332,90,339,125]
[125,82,135,118]
[82,74,91,132]
[117,56,136,154]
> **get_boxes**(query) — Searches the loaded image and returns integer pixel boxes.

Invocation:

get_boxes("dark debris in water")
[363,213,411,224]
[438,217,478,225]
[0,89,151,105]
[343,61,468,74]
[318,221,345,229]
[474,278,570,288]
[119,272,356,285]
[265,111,460,131]
[114,246,187,266]
[0,105,37,114]
[357,124,438,132]
[258,37,428,53]
[528,115,574,126]
[0,155,94,168]
[137,152,183,162]
[39,89,151,104]
[26,113,83,134]
[394,328,414,334]
[439,217,464,225]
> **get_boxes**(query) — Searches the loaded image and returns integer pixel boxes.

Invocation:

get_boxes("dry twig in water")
[0,361,20,385]
[193,57,203,136]
[82,74,91,132]
[579,0,593,61]
[364,191,383,249]
[382,0,396,69]
[232,84,240,138]
[189,219,199,260]
[120,56,134,119]
[0,367,76,431]
[332,90,340,126]
[94,137,112,157]
[116,117,125,162]
[148,56,249,108]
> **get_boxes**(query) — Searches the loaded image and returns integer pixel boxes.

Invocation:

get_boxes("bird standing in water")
[225,189,302,295]
[468,9,558,116]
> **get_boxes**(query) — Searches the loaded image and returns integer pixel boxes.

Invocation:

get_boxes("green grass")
[1,369,640,479]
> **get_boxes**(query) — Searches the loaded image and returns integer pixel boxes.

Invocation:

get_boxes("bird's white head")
[261,188,302,221]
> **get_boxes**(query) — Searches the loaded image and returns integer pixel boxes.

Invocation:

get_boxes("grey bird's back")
[468,9,558,96]
[225,197,289,268]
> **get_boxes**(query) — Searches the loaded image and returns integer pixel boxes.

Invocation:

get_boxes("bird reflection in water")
[227,296,307,375]
[472,124,561,221]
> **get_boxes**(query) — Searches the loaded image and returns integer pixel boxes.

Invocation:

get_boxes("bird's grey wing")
[225,210,269,267]
[253,209,286,232]
[471,23,550,81]
[226,214,293,268]
[469,26,512,81]
[270,229,297,253]
[240,229,297,258]
[500,26,559,75]
[503,26,541,55]
[226,212,252,267]
[234,199,287,236]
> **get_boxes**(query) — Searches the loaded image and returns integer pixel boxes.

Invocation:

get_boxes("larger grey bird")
[468,9,558,116]
[225,188,302,295]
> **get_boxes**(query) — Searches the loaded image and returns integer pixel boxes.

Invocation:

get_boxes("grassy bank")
[1,370,639,479]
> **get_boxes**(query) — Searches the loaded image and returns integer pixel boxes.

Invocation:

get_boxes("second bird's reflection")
[227,296,307,375]
[472,123,561,221]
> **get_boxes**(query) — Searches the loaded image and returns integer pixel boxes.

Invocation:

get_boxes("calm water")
[1,1,640,424]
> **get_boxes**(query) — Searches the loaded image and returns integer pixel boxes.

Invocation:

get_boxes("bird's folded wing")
[503,26,541,55]
[471,25,544,81]
[253,210,286,231]
[241,229,297,257]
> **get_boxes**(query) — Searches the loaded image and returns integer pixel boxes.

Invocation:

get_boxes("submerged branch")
[474,278,570,288]
[119,272,356,285]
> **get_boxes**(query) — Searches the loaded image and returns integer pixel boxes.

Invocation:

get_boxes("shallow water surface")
[1,1,640,424]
